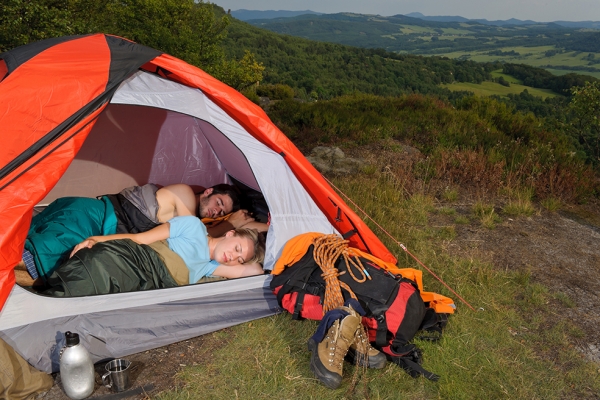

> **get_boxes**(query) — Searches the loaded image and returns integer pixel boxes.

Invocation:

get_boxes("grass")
[437,206,456,216]
[473,201,502,229]
[490,70,523,84]
[157,150,600,399]
[436,225,457,240]
[442,81,558,99]
[554,292,576,308]
[454,215,470,224]
[541,197,562,212]
[442,187,459,202]
[503,188,537,217]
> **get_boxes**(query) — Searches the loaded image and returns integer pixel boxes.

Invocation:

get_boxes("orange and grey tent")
[0,34,397,372]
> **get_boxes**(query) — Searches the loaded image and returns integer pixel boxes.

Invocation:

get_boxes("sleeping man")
[15,183,268,286]
[40,216,266,297]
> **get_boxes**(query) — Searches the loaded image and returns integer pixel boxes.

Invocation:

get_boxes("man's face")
[198,189,233,219]
[211,231,255,266]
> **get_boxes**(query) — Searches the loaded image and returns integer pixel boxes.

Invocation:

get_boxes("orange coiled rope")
[313,234,370,315]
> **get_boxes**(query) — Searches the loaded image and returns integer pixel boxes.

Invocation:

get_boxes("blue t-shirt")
[166,216,219,284]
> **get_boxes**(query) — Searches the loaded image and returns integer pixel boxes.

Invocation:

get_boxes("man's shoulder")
[157,184,196,204]
[155,184,196,220]
[158,184,195,195]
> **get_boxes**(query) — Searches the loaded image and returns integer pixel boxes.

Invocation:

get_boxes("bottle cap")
[65,331,80,347]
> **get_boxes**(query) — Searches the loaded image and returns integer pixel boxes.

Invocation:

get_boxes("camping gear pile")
[270,233,455,385]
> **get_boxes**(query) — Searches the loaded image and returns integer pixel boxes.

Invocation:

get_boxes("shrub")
[242,88,260,104]
[256,84,295,100]
[268,93,599,203]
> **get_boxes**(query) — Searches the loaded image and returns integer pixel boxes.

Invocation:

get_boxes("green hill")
[223,18,497,100]
[242,12,600,77]
[244,12,600,53]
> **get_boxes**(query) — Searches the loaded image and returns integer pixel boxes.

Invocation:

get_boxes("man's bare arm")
[206,209,268,237]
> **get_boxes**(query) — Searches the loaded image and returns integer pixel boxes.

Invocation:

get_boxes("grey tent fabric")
[0,278,279,373]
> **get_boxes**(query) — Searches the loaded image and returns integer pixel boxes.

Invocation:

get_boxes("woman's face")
[212,232,255,266]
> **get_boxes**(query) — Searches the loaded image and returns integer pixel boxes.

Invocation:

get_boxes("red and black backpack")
[270,233,455,380]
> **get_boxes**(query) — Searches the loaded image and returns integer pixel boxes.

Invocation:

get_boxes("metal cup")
[102,359,131,392]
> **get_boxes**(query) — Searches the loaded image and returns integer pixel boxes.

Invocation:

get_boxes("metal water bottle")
[59,331,95,399]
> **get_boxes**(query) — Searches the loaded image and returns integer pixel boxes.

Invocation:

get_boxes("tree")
[569,81,600,165]
[0,0,82,52]
[0,0,263,89]
[211,50,265,91]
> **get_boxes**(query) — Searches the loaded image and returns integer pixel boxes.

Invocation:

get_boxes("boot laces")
[326,323,353,368]
[351,325,370,364]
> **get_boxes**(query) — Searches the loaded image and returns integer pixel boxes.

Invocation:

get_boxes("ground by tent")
[0,34,397,373]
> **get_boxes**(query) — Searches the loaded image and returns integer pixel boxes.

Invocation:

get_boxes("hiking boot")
[346,326,387,369]
[308,312,361,389]
[336,305,387,369]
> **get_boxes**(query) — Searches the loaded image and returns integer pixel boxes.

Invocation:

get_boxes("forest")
[502,63,593,94]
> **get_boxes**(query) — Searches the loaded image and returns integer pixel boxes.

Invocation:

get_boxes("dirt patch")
[35,203,600,399]
[35,333,230,399]
[434,203,600,365]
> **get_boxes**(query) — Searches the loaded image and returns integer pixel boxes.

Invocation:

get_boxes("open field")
[440,27,473,35]
[398,25,438,34]
[434,46,600,79]
[547,68,600,79]
[396,25,474,36]
[442,80,559,98]
[417,35,478,41]
[490,70,524,84]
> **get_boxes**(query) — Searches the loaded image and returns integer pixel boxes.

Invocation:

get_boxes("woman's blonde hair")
[233,228,266,265]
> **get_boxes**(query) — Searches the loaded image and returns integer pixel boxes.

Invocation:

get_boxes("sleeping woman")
[36,216,266,297]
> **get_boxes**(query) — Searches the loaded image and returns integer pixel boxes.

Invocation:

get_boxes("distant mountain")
[404,12,471,23]
[230,9,600,29]
[553,20,600,29]
[405,12,599,29]
[405,12,538,26]
[230,9,322,21]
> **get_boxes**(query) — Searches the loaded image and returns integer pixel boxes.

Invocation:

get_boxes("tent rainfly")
[0,34,397,373]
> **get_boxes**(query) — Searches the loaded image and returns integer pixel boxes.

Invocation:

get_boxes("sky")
[212,0,600,23]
